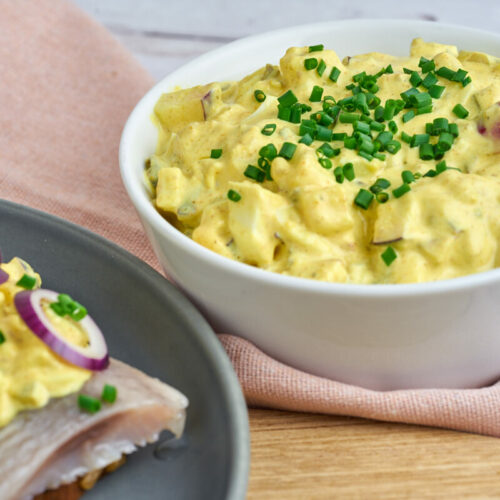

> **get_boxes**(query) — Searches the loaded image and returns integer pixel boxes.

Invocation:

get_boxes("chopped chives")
[210,149,222,159]
[332,132,347,141]
[317,143,337,158]
[339,112,360,123]
[309,85,324,102]
[436,66,455,79]
[416,104,433,115]
[316,125,332,141]
[358,150,374,162]
[277,106,291,121]
[419,143,435,160]
[254,89,266,102]
[424,169,438,177]
[344,137,357,149]
[318,157,332,169]
[403,67,414,74]
[376,131,393,148]
[343,162,355,181]
[299,133,313,145]
[227,189,242,202]
[16,274,36,290]
[304,57,318,70]
[386,140,401,154]
[433,117,449,134]
[309,44,324,52]
[452,68,468,83]
[381,246,397,266]
[392,183,411,198]
[278,142,297,160]
[410,92,432,108]
[401,170,415,183]
[334,166,344,183]
[78,394,101,414]
[244,165,265,182]
[354,189,374,209]
[449,123,459,137]
[370,121,385,132]
[388,120,398,134]
[259,143,278,160]
[354,120,371,135]
[261,123,276,136]
[374,106,385,122]
[385,64,394,74]
[401,131,412,143]
[383,100,397,121]
[410,134,430,147]
[316,59,327,76]
[373,152,386,161]
[366,94,381,109]
[419,57,435,73]
[401,87,420,103]
[453,103,469,119]
[428,84,445,98]
[437,132,454,151]
[375,178,391,189]
[101,384,118,404]
[329,66,341,82]
[278,90,298,107]
[462,76,472,87]
[0,330,5,345]
[402,110,415,123]
[422,72,438,89]
[436,160,448,173]
[376,192,389,204]
[409,71,422,87]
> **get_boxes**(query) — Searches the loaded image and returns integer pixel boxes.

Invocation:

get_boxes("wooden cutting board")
[39,408,500,499]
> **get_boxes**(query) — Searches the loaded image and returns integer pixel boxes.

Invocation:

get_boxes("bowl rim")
[120,18,500,298]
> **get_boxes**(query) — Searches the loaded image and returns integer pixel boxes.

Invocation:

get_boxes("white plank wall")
[75,0,500,80]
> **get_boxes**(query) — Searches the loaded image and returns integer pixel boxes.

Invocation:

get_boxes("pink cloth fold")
[1,0,499,438]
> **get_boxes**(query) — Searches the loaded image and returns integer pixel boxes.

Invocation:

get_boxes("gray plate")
[0,200,249,500]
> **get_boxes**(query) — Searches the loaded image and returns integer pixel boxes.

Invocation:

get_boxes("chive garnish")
[227,189,241,202]
[419,143,435,160]
[304,58,318,70]
[381,246,397,266]
[402,110,415,123]
[278,90,298,107]
[261,123,276,136]
[452,104,469,119]
[244,165,265,182]
[318,157,332,169]
[329,66,341,82]
[343,163,355,181]
[334,166,344,183]
[259,143,278,160]
[309,85,324,102]
[0,330,5,345]
[410,134,430,148]
[392,183,411,198]
[101,384,118,404]
[278,142,297,160]
[317,59,327,77]
[254,90,266,102]
[354,189,374,209]
[428,84,445,99]
[210,149,222,159]
[376,192,389,204]
[401,170,415,184]
[16,274,36,290]
[78,394,101,414]
[298,133,313,145]
[309,44,324,52]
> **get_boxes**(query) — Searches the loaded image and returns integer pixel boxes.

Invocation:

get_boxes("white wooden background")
[75,0,500,80]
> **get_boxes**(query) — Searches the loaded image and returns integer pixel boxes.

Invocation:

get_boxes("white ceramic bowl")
[120,19,500,390]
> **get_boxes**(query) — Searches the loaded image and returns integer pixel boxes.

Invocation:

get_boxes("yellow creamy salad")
[0,258,91,428]
[146,39,500,284]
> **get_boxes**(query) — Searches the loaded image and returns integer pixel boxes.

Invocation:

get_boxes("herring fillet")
[0,359,188,500]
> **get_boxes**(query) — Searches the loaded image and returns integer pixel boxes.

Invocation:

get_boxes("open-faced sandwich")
[0,254,188,499]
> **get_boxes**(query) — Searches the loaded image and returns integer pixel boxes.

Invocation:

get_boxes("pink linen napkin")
[2,0,500,439]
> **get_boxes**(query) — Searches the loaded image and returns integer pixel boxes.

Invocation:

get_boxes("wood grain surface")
[37,408,500,499]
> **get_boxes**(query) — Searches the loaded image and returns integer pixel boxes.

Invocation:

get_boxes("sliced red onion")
[15,289,109,371]
[0,268,8,285]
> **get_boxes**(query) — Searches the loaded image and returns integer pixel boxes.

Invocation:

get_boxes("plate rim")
[0,198,250,500]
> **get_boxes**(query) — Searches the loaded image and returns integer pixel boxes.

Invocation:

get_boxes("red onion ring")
[0,268,8,285]
[15,289,109,371]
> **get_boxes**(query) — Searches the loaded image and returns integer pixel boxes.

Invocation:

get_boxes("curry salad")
[146,39,500,284]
